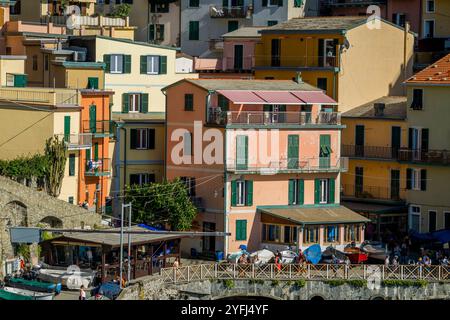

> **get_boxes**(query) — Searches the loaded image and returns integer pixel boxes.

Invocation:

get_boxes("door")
[319,135,331,168]
[355,167,364,197]
[390,169,400,200]
[89,105,97,133]
[271,39,281,67]
[429,211,437,232]
[64,116,71,142]
[324,39,336,67]
[391,126,401,159]
[355,125,365,157]
[202,222,216,253]
[287,135,299,169]
[234,45,243,70]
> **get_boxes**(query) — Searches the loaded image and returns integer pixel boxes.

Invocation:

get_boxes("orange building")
[78,89,114,212]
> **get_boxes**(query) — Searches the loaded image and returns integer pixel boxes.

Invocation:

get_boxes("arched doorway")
[310,295,325,301]
[4,201,28,226]
[39,216,63,228]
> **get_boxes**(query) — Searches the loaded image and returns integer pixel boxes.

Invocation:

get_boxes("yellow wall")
[0,57,26,86]
[64,67,104,89]
[59,151,80,204]
[422,0,450,38]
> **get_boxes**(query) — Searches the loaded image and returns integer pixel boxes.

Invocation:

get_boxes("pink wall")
[222,39,258,71]
[387,0,422,34]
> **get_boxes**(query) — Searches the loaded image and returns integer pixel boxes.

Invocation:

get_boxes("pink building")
[163,78,368,257]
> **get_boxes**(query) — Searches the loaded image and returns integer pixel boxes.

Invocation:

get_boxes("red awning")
[253,91,304,105]
[217,90,266,104]
[291,91,337,105]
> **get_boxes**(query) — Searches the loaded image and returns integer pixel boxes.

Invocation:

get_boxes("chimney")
[374,103,385,117]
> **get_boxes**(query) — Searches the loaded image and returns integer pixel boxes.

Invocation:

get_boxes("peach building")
[163,78,368,256]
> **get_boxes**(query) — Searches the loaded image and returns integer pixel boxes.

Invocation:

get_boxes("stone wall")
[118,277,450,300]
[0,176,101,259]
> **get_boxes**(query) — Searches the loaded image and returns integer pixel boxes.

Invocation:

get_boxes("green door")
[234,45,243,70]
[64,116,71,142]
[319,134,331,168]
[89,105,97,133]
[94,143,99,161]
[287,135,299,169]
[236,135,248,170]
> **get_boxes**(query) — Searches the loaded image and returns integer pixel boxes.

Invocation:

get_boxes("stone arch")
[310,295,326,301]
[39,216,63,228]
[4,200,28,227]
[214,294,282,301]
[370,296,385,300]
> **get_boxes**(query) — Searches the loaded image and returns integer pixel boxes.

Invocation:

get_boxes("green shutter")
[64,115,71,142]
[103,54,111,73]
[141,94,149,113]
[218,95,229,111]
[184,94,193,111]
[245,180,253,206]
[87,77,98,89]
[287,135,299,169]
[89,105,96,133]
[263,104,271,112]
[14,74,27,87]
[189,21,199,40]
[122,93,129,113]
[236,220,247,241]
[159,56,167,74]
[124,55,132,73]
[329,178,335,204]
[236,135,248,170]
[94,143,99,161]
[288,179,295,205]
[85,148,91,170]
[298,179,304,205]
[69,154,75,176]
[320,134,331,168]
[140,55,147,74]
[149,24,155,41]
[231,180,237,206]
[278,0,283,6]
[294,0,303,7]
[314,178,320,204]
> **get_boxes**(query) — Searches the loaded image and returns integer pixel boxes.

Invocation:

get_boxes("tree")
[124,179,197,231]
[44,136,67,197]
[112,3,131,19]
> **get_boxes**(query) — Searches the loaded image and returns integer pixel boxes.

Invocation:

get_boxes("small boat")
[5,277,61,294]
[361,242,388,262]
[280,250,297,264]
[38,268,96,289]
[2,287,54,300]
[250,249,275,265]
[321,246,346,264]
[344,246,368,264]
[0,289,33,300]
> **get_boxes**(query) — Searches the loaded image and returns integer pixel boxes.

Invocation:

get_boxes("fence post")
[289,264,292,279]
[252,264,255,279]
[382,266,385,280]
[307,264,311,279]
[173,267,176,284]
[400,265,404,280]
[214,264,218,278]
[363,265,366,280]
[187,266,190,282]
[233,264,236,279]
[438,266,441,281]
[326,264,329,279]
[270,264,274,279]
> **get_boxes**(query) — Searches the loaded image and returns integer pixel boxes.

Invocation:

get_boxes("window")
[288,179,304,205]
[147,56,160,74]
[10,0,21,14]
[140,55,166,74]
[317,78,327,91]
[189,21,200,40]
[236,180,246,206]
[110,54,124,73]
[44,55,49,71]
[411,89,423,110]
[262,224,281,242]
[236,220,247,241]
[326,225,339,243]
[180,177,196,196]
[303,226,319,243]
[130,173,155,186]
[189,0,199,7]
[344,225,361,242]
[32,55,38,71]
[392,13,406,27]
[428,210,437,232]
[271,39,281,67]
[129,93,141,112]
[426,0,435,13]
[315,178,335,204]
[293,0,303,7]
[122,93,148,113]
[218,94,229,111]
[150,2,169,12]
[283,226,297,244]
[87,77,99,89]
[69,154,76,176]
[231,180,253,206]
[268,0,282,7]
[319,134,332,168]
[267,20,278,26]
[409,205,421,232]
[149,24,165,42]
[424,20,435,38]
[130,128,155,150]
[407,168,426,191]
[228,21,239,32]
[444,212,450,230]
[319,179,328,204]
[184,94,194,111]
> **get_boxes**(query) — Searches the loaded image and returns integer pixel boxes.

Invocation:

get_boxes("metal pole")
[119,203,124,288]
[127,203,132,283]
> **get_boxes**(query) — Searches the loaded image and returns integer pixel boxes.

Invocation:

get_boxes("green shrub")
[325,279,346,287]
[271,280,279,287]
[294,279,306,288]
[347,279,367,288]
[223,279,234,289]
[382,280,428,288]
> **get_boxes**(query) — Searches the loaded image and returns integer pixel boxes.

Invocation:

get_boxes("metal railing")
[57,133,92,150]
[398,149,450,166]
[341,184,404,201]
[85,158,111,176]
[210,6,248,18]
[223,56,254,71]
[342,145,399,160]
[207,110,341,126]
[82,120,113,135]
[41,15,126,27]
[255,55,339,68]
[160,263,450,284]
[226,157,348,173]
[0,87,80,106]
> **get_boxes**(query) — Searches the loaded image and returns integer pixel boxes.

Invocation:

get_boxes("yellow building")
[254,16,415,112]
[403,54,450,233]
[421,0,450,39]
[0,54,27,86]
[341,96,409,240]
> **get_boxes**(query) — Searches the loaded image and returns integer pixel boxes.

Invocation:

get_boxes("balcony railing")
[207,110,341,126]
[41,15,126,27]
[83,120,114,136]
[226,157,348,174]
[255,55,339,69]
[223,56,254,71]
[323,0,386,6]
[342,145,399,160]
[85,158,111,177]
[398,149,450,166]
[210,6,247,18]
[0,87,80,106]
[57,133,92,150]
[341,184,404,202]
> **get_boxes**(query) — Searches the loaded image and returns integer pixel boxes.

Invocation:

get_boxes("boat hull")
[2,287,54,300]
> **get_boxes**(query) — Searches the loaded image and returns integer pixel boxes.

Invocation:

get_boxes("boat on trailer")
[344,246,369,264]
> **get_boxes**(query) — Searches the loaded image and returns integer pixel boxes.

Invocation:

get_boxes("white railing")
[0,88,79,106]
[42,15,126,27]
[160,263,450,284]
[57,133,93,150]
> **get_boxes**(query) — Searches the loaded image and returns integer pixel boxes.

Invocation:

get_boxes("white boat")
[2,286,54,300]
[38,267,96,289]
[250,249,275,265]
[361,243,388,261]
[280,250,297,264]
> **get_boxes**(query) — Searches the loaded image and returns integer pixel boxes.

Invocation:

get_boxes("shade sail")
[291,91,338,105]
[253,91,304,105]
[217,90,266,104]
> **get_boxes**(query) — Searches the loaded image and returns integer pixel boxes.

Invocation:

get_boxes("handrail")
[159,263,450,284]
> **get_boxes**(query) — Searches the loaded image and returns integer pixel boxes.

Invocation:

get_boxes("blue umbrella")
[304,244,322,265]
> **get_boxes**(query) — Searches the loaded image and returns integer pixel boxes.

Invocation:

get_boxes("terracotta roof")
[406,54,450,85]
[342,96,407,120]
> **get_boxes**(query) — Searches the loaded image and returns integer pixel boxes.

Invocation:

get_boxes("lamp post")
[119,203,132,288]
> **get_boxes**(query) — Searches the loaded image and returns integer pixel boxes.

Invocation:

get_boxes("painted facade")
[320,0,388,18]
[0,55,26,86]
[164,78,368,256]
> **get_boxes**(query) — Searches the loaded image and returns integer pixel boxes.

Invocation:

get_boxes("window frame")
[344,225,361,243]
[325,225,339,243]
[411,88,423,110]
[135,128,148,149]
[423,19,435,38]
[319,179,329,204]
[426,0,435,13]
[146,55,160,74]
[303,226,319,244]
[409,205,421,233]
[428,210,437,232]
[411,168,421,191]
[236,180,246,206]
[129,93,141,113]
[110,54,124,74]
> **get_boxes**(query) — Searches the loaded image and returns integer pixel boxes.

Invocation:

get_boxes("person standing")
[384,256,390,267]
[79,285,86,300]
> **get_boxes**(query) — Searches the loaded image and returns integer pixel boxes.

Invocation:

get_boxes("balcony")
[0,87,80,107]
[255,55,339,70]
[207,110,341,126]
[210,6,248,18]
[341,184,405,202]
[223,56,254,72]
[57,133,92,150]
[342,145,399,160]
[322,0,386,7]
[85,158,111,177]
[41,15,127,28]
[398,149,450,166]
[82,120,114,137]
[226,157,348,174]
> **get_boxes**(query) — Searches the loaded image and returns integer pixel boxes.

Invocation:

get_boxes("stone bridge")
[0,176,100,258]
[118,263,450,300]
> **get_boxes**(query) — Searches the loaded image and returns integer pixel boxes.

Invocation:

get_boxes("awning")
[253,91,304,105]
[217,90,266,104]
[258,206,370,225]
[291,91,338,105]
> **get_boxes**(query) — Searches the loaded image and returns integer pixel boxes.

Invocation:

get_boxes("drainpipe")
[162,90,167,180]
[403,21,410,95]
[224,122,228,257]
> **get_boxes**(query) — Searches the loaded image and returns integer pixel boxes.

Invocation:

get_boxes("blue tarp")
[410,229,450,244]
[138,224,165,231]
[304,244,322,265]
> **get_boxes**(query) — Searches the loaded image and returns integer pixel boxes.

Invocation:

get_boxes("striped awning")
[217,90,266,104]
[253,91,304,105]
[291,91,338,105]
[217,90,337,105]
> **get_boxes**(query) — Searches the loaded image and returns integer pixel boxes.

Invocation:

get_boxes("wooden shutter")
[408,128,413,149]
[87,77,98,89]
[140,55,147,74]
[141,94,149,113]
[69,154,75,176]
[298,179,304,205]
[124,55,132,73]
[148,129,155,150]
[159,56,167,74]
[231,180,237,206]
[421,128,429,152]
[329,178,335,204]
[189,21,199,40]
[89,105,96,133]
[149,24,155,41]
[158,24,165,41]
[420,169,427,191]
[236,135,248,170]
[406,168,412,190]
[314,178,320,204]
[184,94,193,111]
[130,129,137,149]
[245,180,253,206]
[287,135,299,169]
[288,179,295,205]
[64,115,71,141]
[236,220,247,241]
[122,93,129,113]
[103,54,111,73]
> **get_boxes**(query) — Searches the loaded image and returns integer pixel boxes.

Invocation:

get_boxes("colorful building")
[254,16,415,112]
[403,54,450,233]
[163,78,368,256]
[320,0,388,18]
[341,96,409,241]
[419,0,450,51]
